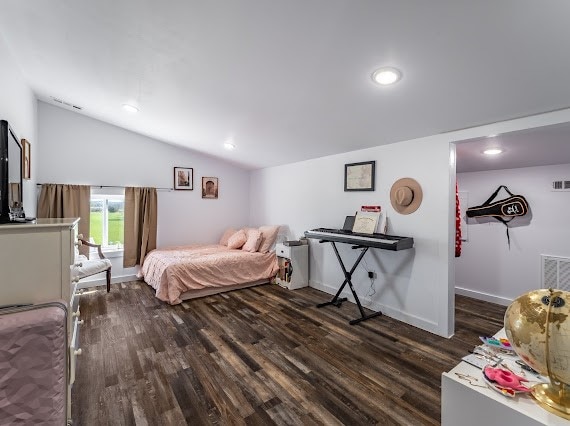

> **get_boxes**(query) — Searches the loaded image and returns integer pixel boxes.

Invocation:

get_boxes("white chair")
[72,238,112,292]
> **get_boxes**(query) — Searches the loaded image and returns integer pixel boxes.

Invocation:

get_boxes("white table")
[441,330,570,425]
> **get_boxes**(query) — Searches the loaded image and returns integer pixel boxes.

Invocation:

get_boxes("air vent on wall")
[552,180,570,191]
[50,96,83,111]
[541,255,570,291]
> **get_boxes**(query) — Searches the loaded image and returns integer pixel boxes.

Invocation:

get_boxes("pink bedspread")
[139,244,279,304]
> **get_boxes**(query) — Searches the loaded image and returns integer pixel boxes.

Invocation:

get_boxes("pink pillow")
[227,229,247,249]
[258,225,280,253]
[219,228,236,246]
[242,229,262,252]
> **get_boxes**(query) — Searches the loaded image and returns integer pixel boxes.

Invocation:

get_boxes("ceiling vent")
[50,96,83,111]
[552,180,570,192]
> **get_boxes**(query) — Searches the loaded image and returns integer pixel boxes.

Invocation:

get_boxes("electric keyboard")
[304,228,414,251]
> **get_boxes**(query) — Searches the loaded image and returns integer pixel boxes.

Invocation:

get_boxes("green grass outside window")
[90,211,124,246]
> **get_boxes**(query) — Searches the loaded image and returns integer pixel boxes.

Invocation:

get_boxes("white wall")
[0,35,37,215]
[250,108,570,337]
[38,101,251,284]
[456,163,570,305]
[251,137,457,336]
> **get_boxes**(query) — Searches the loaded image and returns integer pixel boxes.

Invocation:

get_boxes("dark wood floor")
[72,282,506,425]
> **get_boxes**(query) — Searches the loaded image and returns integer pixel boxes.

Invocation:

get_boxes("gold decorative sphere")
[504,288,570,419]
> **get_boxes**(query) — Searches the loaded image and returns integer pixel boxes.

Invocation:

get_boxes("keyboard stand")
[316,241,383,325]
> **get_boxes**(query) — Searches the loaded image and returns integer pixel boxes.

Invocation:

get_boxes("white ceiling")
[456,122,570,173]
[1,1,570,170]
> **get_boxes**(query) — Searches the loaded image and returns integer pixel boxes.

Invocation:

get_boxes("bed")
[138,244,279,304]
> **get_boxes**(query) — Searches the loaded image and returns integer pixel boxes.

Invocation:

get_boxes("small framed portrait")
[22,139,31,180]
[202,177,218,199]
[174,167,193,190]
[344,160,375,191]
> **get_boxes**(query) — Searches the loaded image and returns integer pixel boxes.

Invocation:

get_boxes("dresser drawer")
[69,224,79,266]
[69,275,81,331]
[70,273,80,304]
[70,291,80,318]
[69,316,83,386]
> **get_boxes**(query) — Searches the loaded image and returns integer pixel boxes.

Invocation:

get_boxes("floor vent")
[541,255,570,291]
[552,180,570,191]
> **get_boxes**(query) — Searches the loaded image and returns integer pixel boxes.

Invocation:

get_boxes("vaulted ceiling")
[1,1,570,169]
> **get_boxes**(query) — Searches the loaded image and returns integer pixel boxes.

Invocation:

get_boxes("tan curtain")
[37,184,90,256]
[124,187,157,267]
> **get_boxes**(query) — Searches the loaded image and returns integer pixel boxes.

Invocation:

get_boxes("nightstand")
[274,243,309,290]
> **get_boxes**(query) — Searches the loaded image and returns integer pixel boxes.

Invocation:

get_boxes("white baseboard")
[309,280,440,335]
[78,274,141,289]
[455,286,512,306]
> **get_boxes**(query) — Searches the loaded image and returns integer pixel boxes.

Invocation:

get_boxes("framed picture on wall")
[344,160,375,191]
[202,177,218,199]
[174,167,193,190]
[22,139,31,180]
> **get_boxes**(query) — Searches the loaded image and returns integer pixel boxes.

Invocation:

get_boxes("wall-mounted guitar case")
[466,185,529,247]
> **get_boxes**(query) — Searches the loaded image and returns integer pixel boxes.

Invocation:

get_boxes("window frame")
[90,190,125,254]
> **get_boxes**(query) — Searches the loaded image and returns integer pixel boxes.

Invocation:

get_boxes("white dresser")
[0,218,79,306]
[0,218,83,423]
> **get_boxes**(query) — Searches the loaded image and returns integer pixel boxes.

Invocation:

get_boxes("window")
[90,193,124,250]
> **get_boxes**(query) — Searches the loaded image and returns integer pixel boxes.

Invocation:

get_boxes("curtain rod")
[36,183,174,191]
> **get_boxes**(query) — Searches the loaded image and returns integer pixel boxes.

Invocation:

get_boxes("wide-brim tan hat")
[390,177,423,215]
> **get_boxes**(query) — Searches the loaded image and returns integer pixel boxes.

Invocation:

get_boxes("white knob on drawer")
[77,234,84,239]
[74,348,82,356]
[77,319,84,325]
[72,309,80,317]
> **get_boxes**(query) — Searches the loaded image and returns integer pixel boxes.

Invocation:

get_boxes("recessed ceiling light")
[224,142,236,150]
[483,148,503,155]
[487,134,498,138]
[371,67,402,85]
[122,104,139,113]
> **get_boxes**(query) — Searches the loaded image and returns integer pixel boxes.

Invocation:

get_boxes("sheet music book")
[352,211,380,234]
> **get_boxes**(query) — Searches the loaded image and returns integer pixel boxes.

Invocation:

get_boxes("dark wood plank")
[72,282,506,425]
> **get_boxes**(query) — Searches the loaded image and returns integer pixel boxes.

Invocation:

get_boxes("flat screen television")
[0,120,23,223]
